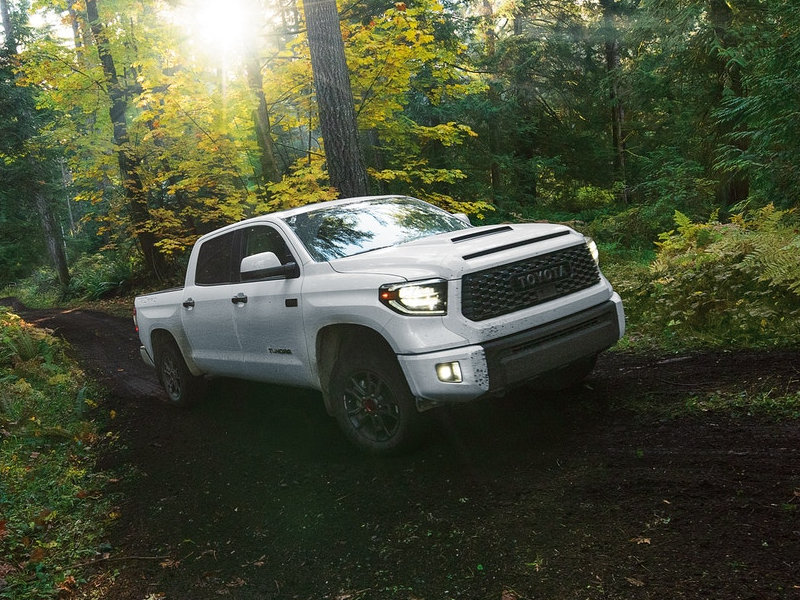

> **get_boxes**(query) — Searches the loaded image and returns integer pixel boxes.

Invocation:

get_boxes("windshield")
[281,197,472,262]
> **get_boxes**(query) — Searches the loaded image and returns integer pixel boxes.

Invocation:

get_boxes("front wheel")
[154,339,205,407]
[330,349,422,454]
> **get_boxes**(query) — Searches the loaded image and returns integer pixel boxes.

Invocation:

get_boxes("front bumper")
[398,296,624,403]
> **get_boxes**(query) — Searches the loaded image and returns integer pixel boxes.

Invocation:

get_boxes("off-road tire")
[330,347,423,454]
[154,339,205,407]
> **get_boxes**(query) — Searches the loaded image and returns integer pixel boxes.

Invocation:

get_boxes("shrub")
[587,205,666,256]
[629,205,800,347]
[0,310,110,599]
[67,252,134,300]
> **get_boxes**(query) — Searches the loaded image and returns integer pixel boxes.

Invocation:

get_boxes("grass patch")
[684,389,800,420]
[0,310,113,599]
[603,378,800,422]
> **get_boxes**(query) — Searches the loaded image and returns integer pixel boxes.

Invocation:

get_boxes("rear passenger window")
[195,232,236,285]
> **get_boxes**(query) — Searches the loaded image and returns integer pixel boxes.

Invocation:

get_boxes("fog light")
[436,361,462,383]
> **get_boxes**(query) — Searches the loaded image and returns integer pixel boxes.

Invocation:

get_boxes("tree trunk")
[600,0,627,193]
[708,0,749,207]
[85,0,164,278]
[34,189,70,288]
[0,0,16,55]
[303,0,369,198]
[245,53,282,186]
[481,0,501,200]
[605,39,626,180]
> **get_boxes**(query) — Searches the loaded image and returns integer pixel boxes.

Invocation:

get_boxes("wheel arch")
[316,324,396,416]
[150,328,203,376]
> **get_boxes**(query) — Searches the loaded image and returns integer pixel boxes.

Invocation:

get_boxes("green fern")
[634,206,800,347]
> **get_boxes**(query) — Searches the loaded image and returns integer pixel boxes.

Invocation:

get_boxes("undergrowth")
[609,204,800,349]
[0,310,112,599]
[2,252,135,309]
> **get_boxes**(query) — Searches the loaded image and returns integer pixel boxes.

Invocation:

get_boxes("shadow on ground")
[12,303,800,600]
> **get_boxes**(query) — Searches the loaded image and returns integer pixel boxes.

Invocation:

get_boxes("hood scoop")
[451,225,513,243]
[462,229,571,260]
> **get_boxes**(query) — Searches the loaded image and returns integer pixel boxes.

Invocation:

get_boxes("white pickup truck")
[134,195,624,453]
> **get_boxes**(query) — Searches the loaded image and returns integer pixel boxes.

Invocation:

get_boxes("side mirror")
[240,252,300,281]
[454,213,471,225]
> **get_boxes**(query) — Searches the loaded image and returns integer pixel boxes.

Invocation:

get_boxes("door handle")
[231,293,248,305]
[182,298,195,308]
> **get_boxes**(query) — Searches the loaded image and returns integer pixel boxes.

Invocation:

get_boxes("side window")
[242,226,294,265]
[195,231,236,285]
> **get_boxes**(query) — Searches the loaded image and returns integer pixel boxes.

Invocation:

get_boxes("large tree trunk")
[245,53,282,187]
[303,0,369,198]
[85,0,164,278]
[0,0,15,55]
[0,0,16,55]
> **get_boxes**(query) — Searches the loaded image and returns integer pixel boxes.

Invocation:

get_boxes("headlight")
[379,279,448,315]
[586,238,600,264]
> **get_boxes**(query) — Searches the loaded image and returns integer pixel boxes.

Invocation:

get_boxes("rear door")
[181,230,243,376]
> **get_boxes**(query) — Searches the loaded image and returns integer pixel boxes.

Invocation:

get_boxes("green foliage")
[713,1,800,208]
[588,207,659,255]
[634,152,718,219]
[4,249,137,307]
[66,252,135,300]
[3,268,62,309]
[684,390,800,421]
[0,311,110,599]
[628,205,800,348]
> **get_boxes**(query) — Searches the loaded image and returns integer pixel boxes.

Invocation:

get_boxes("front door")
[232,225,311,387]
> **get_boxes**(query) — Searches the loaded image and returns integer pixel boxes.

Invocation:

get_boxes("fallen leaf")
[29,547,47,563]
[630,536,651,545]
[33,509,54,527]
[160,558,180,569]
[625,577,645,587]
[58,576,77,591]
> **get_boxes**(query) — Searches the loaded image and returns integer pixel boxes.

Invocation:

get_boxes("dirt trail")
[12,303,800,599]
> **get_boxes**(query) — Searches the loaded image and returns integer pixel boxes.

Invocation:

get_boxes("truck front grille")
[461,244,600,321]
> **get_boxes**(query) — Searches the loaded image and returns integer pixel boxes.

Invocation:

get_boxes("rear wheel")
[330,348,422,454]
[154,339,205,406]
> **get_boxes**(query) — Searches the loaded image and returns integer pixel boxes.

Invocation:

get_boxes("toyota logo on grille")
[511,261,572,292]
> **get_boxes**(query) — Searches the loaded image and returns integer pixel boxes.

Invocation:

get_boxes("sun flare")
[171,0,256,63]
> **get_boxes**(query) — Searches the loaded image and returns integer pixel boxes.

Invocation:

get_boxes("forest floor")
[13,302,800,600]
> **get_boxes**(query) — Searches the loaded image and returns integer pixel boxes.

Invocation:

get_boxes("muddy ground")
[16,303,800,600]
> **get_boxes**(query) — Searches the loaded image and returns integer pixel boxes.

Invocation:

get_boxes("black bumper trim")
[482,300,620,393]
